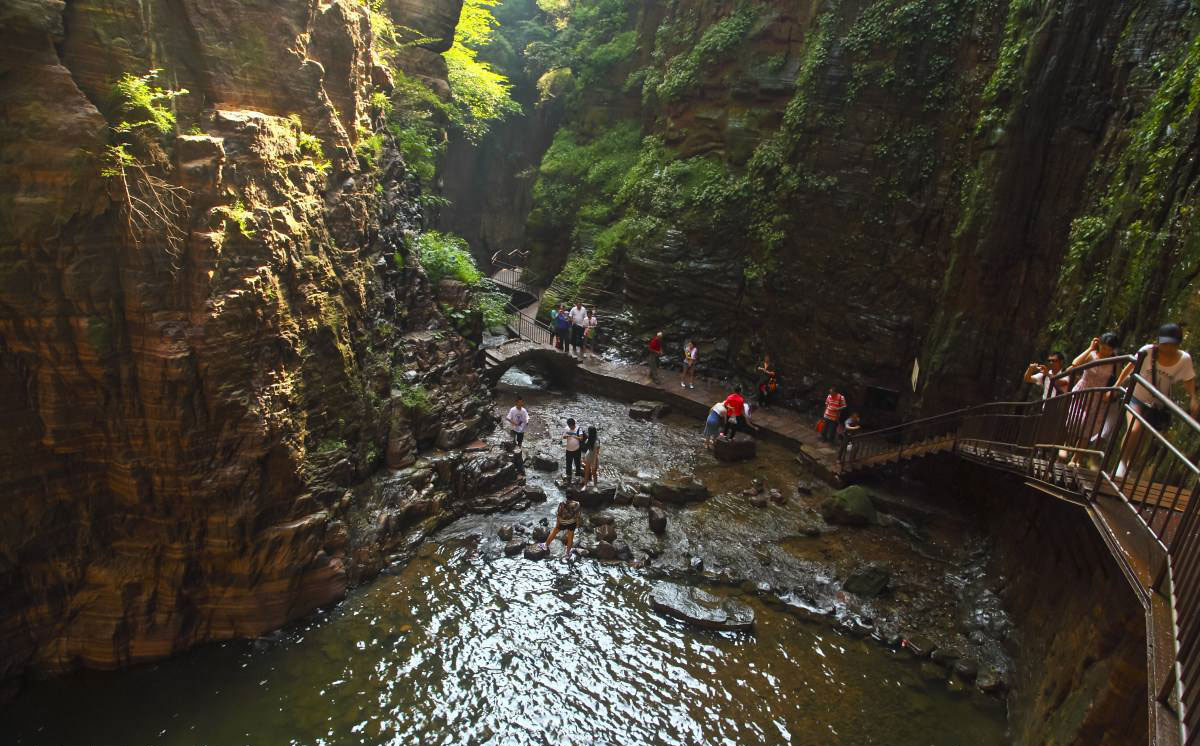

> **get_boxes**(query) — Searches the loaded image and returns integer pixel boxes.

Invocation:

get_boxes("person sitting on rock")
[540,497,581,559]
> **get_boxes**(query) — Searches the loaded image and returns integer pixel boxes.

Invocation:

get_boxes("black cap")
[1158,323,1183,345]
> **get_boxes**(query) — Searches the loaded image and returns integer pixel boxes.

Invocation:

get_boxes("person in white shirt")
[569,302,588,358]
[583,308,598,359]
[1112,323,1198,477]
[1023,352,1069,399]
[505,396,529,447]
[562,417,585,482]
[681,340,698,389]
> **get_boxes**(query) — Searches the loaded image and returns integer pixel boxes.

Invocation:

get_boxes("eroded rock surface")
[650,583,754,632]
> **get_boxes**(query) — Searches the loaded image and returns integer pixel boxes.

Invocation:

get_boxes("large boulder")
[569,484,616,509]
[820,485,878,526]
[843,566,890,597]
[629,400,670,421]
[595,524,617,543]
[649,478,710,504]
[523,543,549,561]
[531,452,559,472]
[503,540,525,557]
[713,433,757,462]
[592,540,618,560]
[648,507,667,534]
[649,583,755,632]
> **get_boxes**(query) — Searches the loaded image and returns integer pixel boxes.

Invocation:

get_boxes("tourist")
[581,425,600,487]
[583,308,598,358]
[702,400,727,448]
[569,301,588,358]
[562,417,585,483]
[549,305,562,350]
[681,340,698,389]
[1023,352,1069,399]
[1065,333,1121,462]
[722,387,746,439]
[505,396,529,447]
[554,304,571,353]
[843,411,861,440]
[821,386,846,443]
[648,332,664,383]
[756,354,778,408]
[1113,323,1198,478]
[540,496,581,559]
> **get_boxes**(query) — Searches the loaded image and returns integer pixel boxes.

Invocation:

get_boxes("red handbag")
[816,419,825,433]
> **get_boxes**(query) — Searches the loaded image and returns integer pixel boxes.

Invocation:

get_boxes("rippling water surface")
[8,537,1005,746]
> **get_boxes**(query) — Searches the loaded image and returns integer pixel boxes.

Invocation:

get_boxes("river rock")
[570,484,616,508]
[613,540,633,560]
[589,512,615,528]
[503,540,525,557]
[795,480,815,496]
[612,490,632,506]
[820,485,878,526]
[749,493,768,508]
[713,433,757,461]
[524,543,549,561]
[595,524,617,543]
[689,556,705,574]
[497,525,514,541]
[904,635,935,658]
[768,488,785,505]
[931,647,961,668]
[531,452,558,472]
[650,478,710,504]
[648,507,667,534]
[649,583,755,632]
[843,566,890,598]
[523,486,547,503]
[633,493,651,508]
[532,525,550,544]
[976,668,1006,693]
[953,658,979,681]
[629,400,670,420]
[592,540,618,560]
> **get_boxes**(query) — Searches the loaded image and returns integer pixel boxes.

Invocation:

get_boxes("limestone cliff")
[481,0,1200,416]
[0,0,515,687]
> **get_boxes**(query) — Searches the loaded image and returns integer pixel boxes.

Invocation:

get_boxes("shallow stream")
[6,376,1009,745]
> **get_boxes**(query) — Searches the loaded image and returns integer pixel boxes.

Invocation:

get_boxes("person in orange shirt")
[821,386,846,443]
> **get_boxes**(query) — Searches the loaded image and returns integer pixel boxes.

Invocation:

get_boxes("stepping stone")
[649,478,710,504]
[649,582,755,632]
[714,433,757,462]
[629,400,670,421]
[648,507,667,534]
[503,540,525,556]
[523,543,548,560]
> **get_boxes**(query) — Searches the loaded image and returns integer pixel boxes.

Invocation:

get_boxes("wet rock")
[795,480,815,496]
[570,485,616,509]
[976,668,1006,693]
[523,544,549,561]
[820,485,878,526]
[650,478,710,504]
[842,566,890,598]
[648,507,667,534]
[755,581,773,595]
[629,400,670,421]
[632,494,651,508]
[749,493,768,508]
[650,583,755,632]
[595,524,617,543]
[503,540,525,557]
[613,540,633,561]
[713,433,757,462]
[953,658,979,681]
[689,556,705,574]
[532,526,550,544]
[768,489,785,505]
[589,512,615,528]
[497,525,514,541]
[523,486,547,503]
[750,478,765,494]
[612,491,632,506]
[531,452,558,472]
[592,541,618,560]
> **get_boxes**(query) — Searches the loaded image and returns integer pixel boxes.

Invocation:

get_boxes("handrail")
[837,345,1200,746]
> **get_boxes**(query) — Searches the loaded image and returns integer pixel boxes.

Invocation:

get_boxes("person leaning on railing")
[1111,323,1199,478]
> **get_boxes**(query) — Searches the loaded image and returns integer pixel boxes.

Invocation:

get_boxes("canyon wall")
[0,0,514,688]
[477,0,1200,417]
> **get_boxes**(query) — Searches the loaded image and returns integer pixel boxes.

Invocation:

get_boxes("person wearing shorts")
[541,498,581,558]
[703,401,727,448]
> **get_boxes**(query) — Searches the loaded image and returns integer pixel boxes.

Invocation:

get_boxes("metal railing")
[839,351,1200,745]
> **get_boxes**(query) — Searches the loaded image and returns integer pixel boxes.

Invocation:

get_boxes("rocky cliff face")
[0,0,516,688]
[491,0,1200,416]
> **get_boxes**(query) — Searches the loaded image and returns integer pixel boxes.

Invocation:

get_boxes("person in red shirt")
[647,331,664,383]
[721,387,745,439]
[821,386,847,443]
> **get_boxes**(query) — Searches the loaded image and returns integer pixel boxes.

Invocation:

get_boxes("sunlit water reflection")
[8,537,1006,745]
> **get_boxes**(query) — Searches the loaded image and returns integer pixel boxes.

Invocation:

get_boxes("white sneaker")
[680,382,686,388]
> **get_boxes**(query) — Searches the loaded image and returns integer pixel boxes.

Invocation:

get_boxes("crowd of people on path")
[549,302,599,360]
[1023,322,1198,475]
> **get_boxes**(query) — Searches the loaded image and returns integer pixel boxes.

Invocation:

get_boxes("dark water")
[8,540,1006,745]
[5,380,1009,745]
